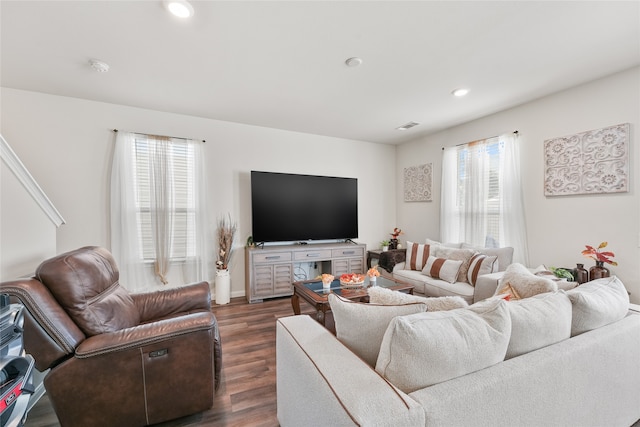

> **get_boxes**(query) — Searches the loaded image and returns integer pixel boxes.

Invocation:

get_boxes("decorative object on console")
[215,214,237,305]
[389,228,403,249]
[582,241,616,280]
[404,163,432,202]
[574,263,589,284]
[544,123,629,196]
[380,240,390,251]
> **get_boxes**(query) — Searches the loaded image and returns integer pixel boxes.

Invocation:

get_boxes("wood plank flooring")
[24,296,319,427]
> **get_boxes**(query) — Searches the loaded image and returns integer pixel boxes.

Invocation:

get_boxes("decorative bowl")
[339,273,366,288]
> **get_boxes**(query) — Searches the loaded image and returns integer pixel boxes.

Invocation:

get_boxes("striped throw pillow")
[422,255,463,284]
[467,253,499,286]
[406,242,431,271]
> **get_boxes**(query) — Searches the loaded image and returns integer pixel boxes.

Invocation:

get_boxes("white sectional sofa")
[390,240,515,304]
[276,277,640,427]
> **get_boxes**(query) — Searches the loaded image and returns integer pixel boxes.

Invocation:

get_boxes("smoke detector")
[89,59,110,73]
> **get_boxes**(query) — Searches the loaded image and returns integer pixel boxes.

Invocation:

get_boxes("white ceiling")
[2,1,639,145]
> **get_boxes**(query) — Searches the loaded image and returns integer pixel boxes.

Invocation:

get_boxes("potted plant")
[380,240,390,251]
[215,214,237,304]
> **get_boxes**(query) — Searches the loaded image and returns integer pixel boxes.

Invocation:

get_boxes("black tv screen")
[251,171,358,243]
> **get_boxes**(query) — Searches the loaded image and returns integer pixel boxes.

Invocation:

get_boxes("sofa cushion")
[422,256,463,284]
[494,263,557,299]
[467,253,499,286]
[375,298,511,393]
[430,246,476,283]
[461,243,514,272]
[505,291,572,359]
[425,238,462,248]
[391,269,475,302]
[367,286,469,311]
[566,276,629,336]
[328,293,427,367]
[405,242,431,271]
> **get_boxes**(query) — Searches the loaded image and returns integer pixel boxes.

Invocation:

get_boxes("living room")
[1,1,639,426]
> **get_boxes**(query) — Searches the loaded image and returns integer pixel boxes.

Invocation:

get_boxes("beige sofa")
[276,277,640,427]
[390,240,514,303]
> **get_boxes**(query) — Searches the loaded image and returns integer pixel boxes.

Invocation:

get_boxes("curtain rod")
[442,130,519,150]
[113,129,205,143]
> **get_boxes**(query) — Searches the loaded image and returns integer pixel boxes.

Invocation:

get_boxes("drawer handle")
[306,253,320,257]
[343,251,355,255]
[266,256,281,260]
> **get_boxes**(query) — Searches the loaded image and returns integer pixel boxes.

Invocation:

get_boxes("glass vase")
[589,261,610,280]
[574,263,589,284]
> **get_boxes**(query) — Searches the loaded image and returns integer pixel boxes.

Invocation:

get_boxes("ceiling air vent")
[395,121,420,131]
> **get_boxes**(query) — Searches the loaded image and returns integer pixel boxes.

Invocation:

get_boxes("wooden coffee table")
[291,275,414,326]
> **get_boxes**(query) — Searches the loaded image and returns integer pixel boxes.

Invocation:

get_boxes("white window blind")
[132,137,197,261]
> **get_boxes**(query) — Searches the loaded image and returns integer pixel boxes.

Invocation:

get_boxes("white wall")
[396,66,640,303]
[0,88,397,297]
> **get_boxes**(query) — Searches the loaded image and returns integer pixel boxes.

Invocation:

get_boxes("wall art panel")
[544,123,629,196]
[404,163,432,202]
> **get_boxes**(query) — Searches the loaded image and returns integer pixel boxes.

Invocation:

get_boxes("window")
[132,137,196,261]
[111,131,210,291]
[441,133,528,264]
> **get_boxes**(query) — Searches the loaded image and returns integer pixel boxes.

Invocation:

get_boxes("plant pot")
[589,261,610,280]
[382,246,389,252]
[215,269,231,305]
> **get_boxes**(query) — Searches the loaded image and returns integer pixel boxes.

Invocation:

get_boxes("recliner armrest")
[75,311,217,358]
[131,281,211,322]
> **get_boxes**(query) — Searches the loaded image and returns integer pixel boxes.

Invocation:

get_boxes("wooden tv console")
[244,242,366,303]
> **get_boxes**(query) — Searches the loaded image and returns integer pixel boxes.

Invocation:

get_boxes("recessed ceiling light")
[452,88,469,97]
[164,0,194,18]
[396,121,420,131]
[89,59,110,73]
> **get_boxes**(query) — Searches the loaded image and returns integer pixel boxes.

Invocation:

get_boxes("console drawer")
[332,247,364,258]
[294,249,332,261]
[252,252,292,263]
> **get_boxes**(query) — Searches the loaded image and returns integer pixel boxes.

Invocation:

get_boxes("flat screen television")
[250,171,358,243]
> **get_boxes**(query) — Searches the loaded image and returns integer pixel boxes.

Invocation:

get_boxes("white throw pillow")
[566,276,629,336]
[467,253,499,286]
[375,299,511,393]
[495,263,557,299]
[505,291,572,359]
[328,293,427,367]
[405,241,431,271]
[422,255,463,284]
[367,286,469,311]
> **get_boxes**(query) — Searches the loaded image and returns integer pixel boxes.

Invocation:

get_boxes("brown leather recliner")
[2,246,221,427]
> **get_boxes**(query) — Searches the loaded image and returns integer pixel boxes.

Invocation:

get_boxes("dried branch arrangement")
[216,214,237,270]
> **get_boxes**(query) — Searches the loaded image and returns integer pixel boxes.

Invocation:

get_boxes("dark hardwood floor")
[24,296,319,427]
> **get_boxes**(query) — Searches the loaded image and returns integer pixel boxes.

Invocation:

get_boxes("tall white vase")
[215,269,231,305]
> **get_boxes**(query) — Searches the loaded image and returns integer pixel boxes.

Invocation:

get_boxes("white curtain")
[441,133,529,265]
[111,131,211,292]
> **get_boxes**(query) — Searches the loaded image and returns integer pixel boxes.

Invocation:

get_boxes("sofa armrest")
[131,281,211,322]
[473,271,505,303]
[276,315,424,426]
[75,311,217,358]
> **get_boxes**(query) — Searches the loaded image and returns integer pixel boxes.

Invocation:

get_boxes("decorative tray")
[339,273,366,288]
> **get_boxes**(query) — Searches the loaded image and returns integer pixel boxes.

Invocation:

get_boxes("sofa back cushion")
[504,291,572,359]
[328,294,427,367]
[36,246,141,336]
[566,276,629,336]
[375,299,511,393]
[461,243,514,272]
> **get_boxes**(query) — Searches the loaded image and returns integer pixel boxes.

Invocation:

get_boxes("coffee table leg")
[291,293,301,315]
[316,306,326,325]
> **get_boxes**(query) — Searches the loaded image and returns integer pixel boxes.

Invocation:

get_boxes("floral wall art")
[544,123,629,197]
[404,163,432,202]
